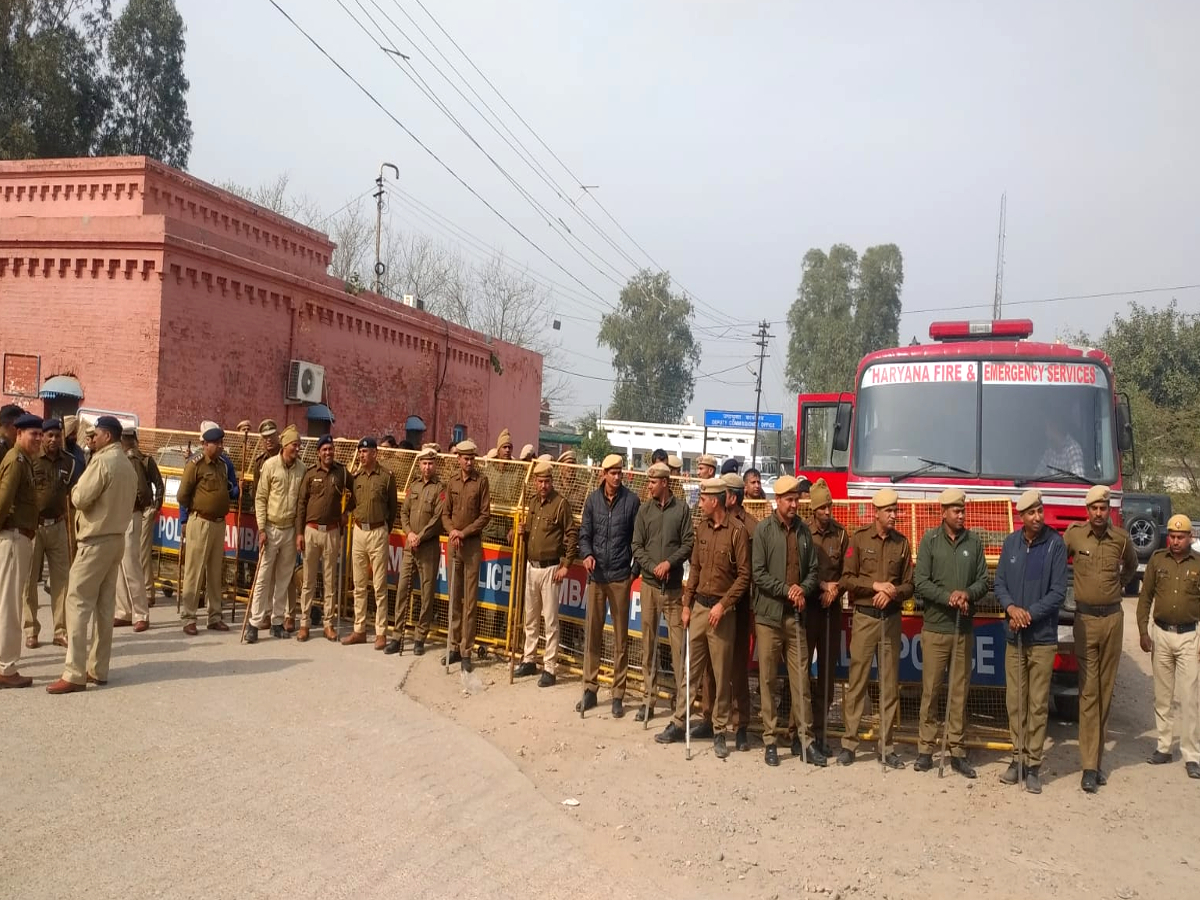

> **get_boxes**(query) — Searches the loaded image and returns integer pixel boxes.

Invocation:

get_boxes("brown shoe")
[324,625,338,642]
[183,623,198,636]
[296,626,310,642]
[113,618,133,628]
[207,620,230,632]
[133,620,149,633]
[0,672,34,689]
[86,674,107,685]
[46,678,86,694]
[284,616,296,633]
[341,630,366,646]
[25,636,39,649]
[52,636,68,648]
[374,634,387,651]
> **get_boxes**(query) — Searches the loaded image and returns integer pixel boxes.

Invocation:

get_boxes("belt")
[1076,602,1122,617]
[694,592,721,607]
[356,521,387,530]
[306,522,338,532]
[1155,619,1198,634]
[529,558,561,569]
[855,603,900,619]
[40,515,64,527]
[2,526,37,540]
[268,520,294,529]
[193,511,225,523]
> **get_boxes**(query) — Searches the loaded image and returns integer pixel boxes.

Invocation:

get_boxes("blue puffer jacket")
[994,525,1068,646]
[578,484,640,584]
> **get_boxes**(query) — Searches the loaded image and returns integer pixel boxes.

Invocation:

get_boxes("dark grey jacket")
[578,484,641,584]
[994,525,1068,646]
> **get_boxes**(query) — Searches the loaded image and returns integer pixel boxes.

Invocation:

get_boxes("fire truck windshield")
[852,358,1118,484]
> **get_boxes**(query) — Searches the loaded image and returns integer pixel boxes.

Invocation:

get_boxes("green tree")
[576,411,613,466]
[598,270,701,423]
[100,0,191,167]
[784,243,904,393]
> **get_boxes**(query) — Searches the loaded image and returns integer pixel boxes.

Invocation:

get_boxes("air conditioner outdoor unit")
[287,360,325,403]
[402,294,415,307]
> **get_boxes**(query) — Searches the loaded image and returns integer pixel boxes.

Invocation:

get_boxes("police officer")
[343,437,398,649]
[0,404,25,460]
[484,429,519,544]
[1065,484,1138,792]
[518,444,536,463]
[680,478,750,759]
[46,416,137,693]
[805,478,847,754]
[248,418,300,631]
[667,455,683,476]
[751,474,827,766]
[1137,513,1200,779]
[442,440,490,670]
[62,415,87,483]
[837,487,912,768]
[721,471,755,751]
[514,459,578,685]
[994,489,1068,793]
[386,446,444,656]
[557,450,577,465]
[742,468,765,501]
[0,413,42,688]
[913,488,989,777]
[248,425,303,644]
[113,426,153,633]
[632,461,693,720]
[696,454,717,481]
[177,426,233,635]
[135,430,165,602]
[295,435,348,642]
[249,419,281,500]
[495,430,514,460]
[22,418,74,648]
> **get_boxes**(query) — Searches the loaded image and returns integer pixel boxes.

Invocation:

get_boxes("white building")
[600,416,790,475]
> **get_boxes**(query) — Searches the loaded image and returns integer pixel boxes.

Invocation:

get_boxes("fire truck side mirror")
[831,401,852,453]
[1115,398,1134,454]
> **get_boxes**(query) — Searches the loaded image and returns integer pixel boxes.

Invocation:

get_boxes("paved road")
[1,595,650,900]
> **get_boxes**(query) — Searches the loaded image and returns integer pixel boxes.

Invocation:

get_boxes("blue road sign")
[703,410,784,431]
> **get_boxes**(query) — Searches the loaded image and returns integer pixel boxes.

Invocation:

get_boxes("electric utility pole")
[373,162,399,294]
[751,320,772,463]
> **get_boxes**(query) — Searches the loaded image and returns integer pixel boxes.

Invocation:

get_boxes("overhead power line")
[905,283,1200,316]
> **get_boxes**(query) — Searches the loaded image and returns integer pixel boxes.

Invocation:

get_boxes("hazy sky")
[184,0,1200,426]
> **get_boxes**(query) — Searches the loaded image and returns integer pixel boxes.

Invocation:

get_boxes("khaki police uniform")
[520,482,578,676]
[140,454,164,597]
[23,447,75,643]
[1137,545,1200,766]
[726,503,756,735]
[807,514,848,737]
[680,510,750,737]
[61,441,137,684]
[1065,519,1137,773]
[250,439,300,624]
[346,464,398,638]
[251,451,304,629]
[397,469,445,641]
[0,446,38,678]
[114,444,152,627]
[177,452,232,627]
[295,459,349,631]
[839,523,914,754]
[442,466,491,655]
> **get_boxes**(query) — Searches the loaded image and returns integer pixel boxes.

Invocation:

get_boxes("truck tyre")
[1126,515,1158,562]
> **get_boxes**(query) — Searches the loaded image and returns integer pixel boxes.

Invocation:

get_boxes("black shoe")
[790,734,803,757]
[443,650,462,665]
[690,721,714,740]
[655,722,684,744]
[413,640,425,656]
[713,734,730,759]
[245,625,259,644]
[634,704,651,723]
[735,727,749,752]
[1148,750,1172,765]
[950,756,977,779]
[461,657,473,673]
[913,753,934,772]
[384,639,404,655]
[1000,760,1021,785]
[1081,769,1099,793]
[576,689,597,713]
[806,743,829,767]
[1187,762,1200,779]
[837,748,855,766]
[611,698,625,718]
[764,745,780,767]
[538,672,556,687]
[270,625,289,640]
[514,661,538,678]
[1096,770,1108,786]
[883,752,906,770]
[1026,766,1042,793]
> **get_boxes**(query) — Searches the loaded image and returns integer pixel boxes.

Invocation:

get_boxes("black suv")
[1122,493,1173,594]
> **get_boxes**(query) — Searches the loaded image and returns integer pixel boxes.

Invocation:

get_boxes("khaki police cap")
[63,415,78,437]
[519,443,535,461]
[456,439,478,456]
[696,454,717,469]
[235,419,252,432]
[1167,513,1191,533]
[700,477,727,496]
[810,477,833,508]
[415,446,438,461]
[84,424,96,437]
[557,450,577,464]
[484,448,497,459]
[1015,489,1043,512]
[537,453,553,462]
[646,462,671,479]
[600,453,623,471]
[422,442,442,454]
[938,488,966,507]
[872,487,900,508]
[666,454,683,469]
[533,460,554,476]
[773,474,801,497]
[1084,484,1110,506]
[720,472,743,490]
[259,418,279,437]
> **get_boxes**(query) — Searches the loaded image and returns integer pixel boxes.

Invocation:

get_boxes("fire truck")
[795,318,1136,721]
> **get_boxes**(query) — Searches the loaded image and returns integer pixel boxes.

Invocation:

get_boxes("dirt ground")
[406,596,1200,900]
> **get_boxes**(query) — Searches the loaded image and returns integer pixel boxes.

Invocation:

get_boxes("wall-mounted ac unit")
[287,360,325,403]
